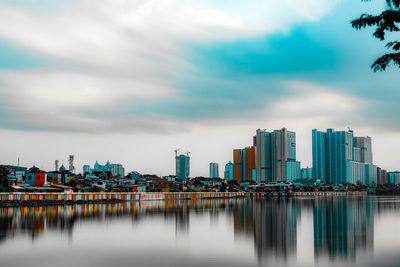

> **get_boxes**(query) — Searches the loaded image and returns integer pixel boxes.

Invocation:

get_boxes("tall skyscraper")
[176,154,190,179]
[209,162,219,178]
[377,167,388,185]
[233,149,242,182]
[224,161,234,180]
[255,128,300,183]
[312,129,377,186]
[354,136,373,164]
[233,147,256,182]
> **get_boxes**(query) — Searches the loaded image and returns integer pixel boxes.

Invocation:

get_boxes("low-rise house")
[26,166,46,186]
[131,171,141,179]
[5,165,27,182]
[47,171,62,184]
[154,178,170,191]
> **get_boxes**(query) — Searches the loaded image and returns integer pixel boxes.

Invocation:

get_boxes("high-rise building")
[377,167,388,185]
[389,172,400,185]
[312,129,377,186]
[301,168,313,180]
[255,129,272,183]
[233,149,242,182]
[224,161,234,180]
[176,154,190,179]
[255,128,300,183]
[354,136,373,164]
[209,162,219,178]
[233,147,256,182]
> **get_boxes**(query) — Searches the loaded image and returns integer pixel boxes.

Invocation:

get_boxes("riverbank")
[0,191,369,207]
[0,192,245,207]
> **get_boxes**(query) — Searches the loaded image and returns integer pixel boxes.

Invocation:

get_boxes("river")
[0,196,399,267]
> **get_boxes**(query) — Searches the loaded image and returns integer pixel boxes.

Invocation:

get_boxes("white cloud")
[0,0,342,132]
[3,79,397,177]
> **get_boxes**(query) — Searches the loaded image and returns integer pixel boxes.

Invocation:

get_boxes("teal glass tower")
[209,162,219,178]
[224,161,234,180]
[312,129,377,186]
[176,154,190,179]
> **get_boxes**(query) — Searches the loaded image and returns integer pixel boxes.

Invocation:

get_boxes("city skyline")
[0,0,399,176]
[1,126,396,182]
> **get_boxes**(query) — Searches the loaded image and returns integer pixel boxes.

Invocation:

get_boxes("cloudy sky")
[0,0,399,176]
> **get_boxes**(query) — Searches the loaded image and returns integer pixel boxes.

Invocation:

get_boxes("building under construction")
[175,149,190,179]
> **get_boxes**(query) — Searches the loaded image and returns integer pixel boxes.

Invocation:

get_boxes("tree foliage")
[351,0,400,71]
[0,166,10,188]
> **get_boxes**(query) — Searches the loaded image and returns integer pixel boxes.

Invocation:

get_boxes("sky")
[0,0,399,176]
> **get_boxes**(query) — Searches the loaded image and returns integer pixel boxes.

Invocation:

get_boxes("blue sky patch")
[0,40,51,70]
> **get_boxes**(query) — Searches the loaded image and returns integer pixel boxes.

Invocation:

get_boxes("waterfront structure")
[312,129,377,186]
[301,168,313,180]
[389,172,400,185]
[83,165,91,174]
[233,146,256,182]
[92,161,125,177]
[209,162,219,178]
[224,161,234,180]
[47,172,62,184]
[377,167,389,185]
[4,165,27,182]
[25,166,46,186]
[131,171,140,179]
[176,154,190,179]
[255,128,300,183]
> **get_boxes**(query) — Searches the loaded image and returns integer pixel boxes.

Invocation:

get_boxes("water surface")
[1,196,400,267]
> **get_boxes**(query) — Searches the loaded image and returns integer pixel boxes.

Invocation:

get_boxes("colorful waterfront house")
[131,171,141,179]
[4,165,27,182]
[132,185,146,192]
[58,164,74,184]
[64,173,73,184]
[47,171,62,184]
[25,166,46,186]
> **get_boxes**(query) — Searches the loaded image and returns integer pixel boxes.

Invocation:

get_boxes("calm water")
[0,196,400,267]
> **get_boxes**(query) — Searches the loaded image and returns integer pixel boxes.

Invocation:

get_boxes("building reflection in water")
[313,197,374,260]
[0,199,236,244]
[233,199,300,260]
[0,196,396,264]
[233,196,378,263]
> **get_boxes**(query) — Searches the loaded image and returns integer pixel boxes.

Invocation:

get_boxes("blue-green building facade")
[176,154,190,179]
[209,162,219,178]
[312,129,377,186]
[301,168,313,180]
[224,161,234,180]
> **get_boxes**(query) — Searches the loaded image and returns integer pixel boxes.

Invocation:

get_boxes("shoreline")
[0,191,369,207]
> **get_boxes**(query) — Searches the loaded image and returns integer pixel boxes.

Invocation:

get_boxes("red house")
[26,166,46,186]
